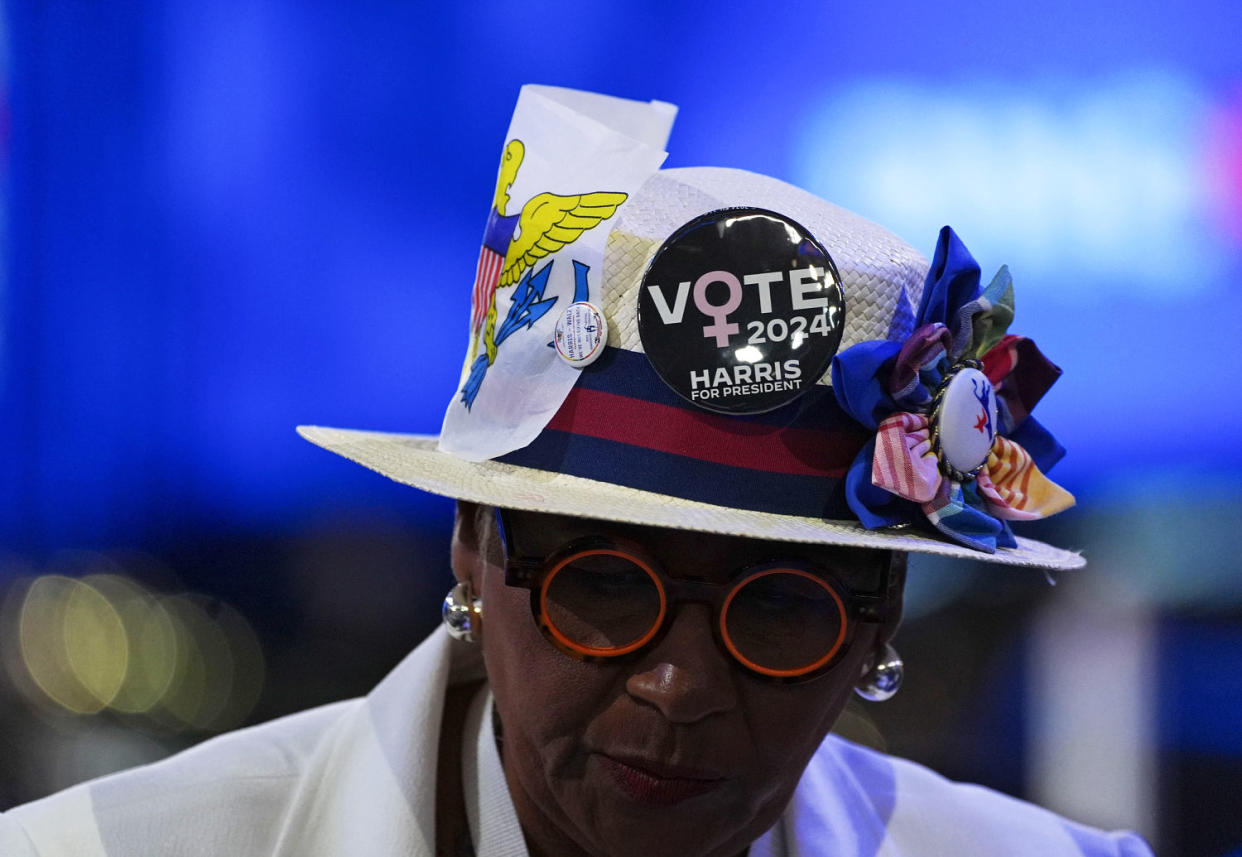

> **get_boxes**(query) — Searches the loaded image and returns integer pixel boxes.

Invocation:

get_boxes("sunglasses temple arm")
[494,508,542,588]
[855,553,903,623]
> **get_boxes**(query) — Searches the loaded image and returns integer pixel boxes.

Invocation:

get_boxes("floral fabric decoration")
[830,227,1074,552]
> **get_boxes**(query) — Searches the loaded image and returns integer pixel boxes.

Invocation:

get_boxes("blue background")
[6,2,1241,552]
[3,2,1242,853]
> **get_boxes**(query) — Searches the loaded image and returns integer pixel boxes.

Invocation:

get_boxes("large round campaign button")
[636,208,845,415]
[932,364,999,479]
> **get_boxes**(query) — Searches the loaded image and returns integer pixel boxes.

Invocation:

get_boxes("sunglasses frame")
[494,508,898,684]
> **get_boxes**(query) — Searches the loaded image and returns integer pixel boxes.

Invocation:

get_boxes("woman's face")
[453,505,903,857]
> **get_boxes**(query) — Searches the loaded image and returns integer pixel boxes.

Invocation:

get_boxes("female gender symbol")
[693,270,743,347]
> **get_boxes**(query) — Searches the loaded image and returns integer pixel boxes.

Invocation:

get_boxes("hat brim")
[297,425,1085,571]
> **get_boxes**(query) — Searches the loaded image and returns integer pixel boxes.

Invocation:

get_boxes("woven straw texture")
[602,168,927,390]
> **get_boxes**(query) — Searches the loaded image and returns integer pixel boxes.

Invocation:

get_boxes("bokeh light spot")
[3,561,265,733]
[62,578,128,708]
[17,576,108,714]
[86,574,178,715]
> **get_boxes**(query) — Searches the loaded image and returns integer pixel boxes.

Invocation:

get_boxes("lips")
[597,753,726,806]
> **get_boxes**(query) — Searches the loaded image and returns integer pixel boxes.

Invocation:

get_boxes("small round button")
[933,365,999,478]
[554,301,607,367]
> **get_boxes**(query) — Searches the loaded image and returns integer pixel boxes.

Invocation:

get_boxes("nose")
[625,602,739,723]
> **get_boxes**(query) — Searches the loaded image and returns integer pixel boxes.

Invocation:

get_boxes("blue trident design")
[459,259,593,409]
[971,377,994,441]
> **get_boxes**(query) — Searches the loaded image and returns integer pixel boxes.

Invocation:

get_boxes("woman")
[437,504,904,857]
[0,86,1151,856]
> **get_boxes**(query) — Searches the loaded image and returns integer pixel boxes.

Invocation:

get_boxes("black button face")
[637,208,846,415]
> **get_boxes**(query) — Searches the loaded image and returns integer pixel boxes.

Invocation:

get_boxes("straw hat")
[299,87,1081,571]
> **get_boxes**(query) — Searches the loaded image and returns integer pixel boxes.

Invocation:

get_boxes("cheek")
[479,569,621,772]
[480,572,643,855]
[740,641,871,803]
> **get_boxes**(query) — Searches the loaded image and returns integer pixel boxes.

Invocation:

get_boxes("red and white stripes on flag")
[471,246,505,340]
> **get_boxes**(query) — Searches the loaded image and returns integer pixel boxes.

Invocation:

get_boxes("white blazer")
[0,629,1152,857]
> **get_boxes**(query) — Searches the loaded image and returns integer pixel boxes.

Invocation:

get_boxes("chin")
[555,756,779,857]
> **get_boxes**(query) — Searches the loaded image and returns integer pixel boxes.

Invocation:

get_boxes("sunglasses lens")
[722,570,847,676]
[543,551,664,654]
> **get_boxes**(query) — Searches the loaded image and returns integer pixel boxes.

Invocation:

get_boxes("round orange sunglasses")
[496,509,897,684]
